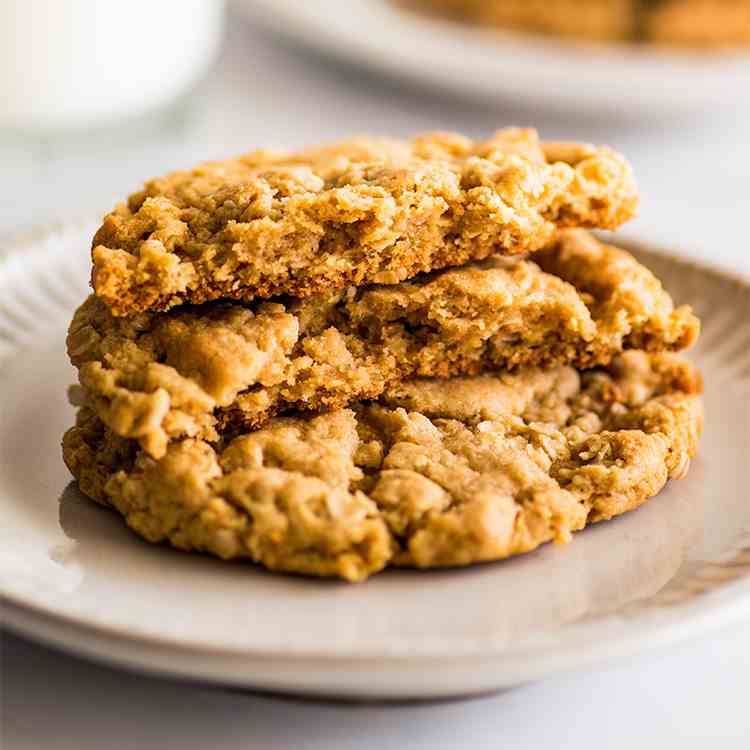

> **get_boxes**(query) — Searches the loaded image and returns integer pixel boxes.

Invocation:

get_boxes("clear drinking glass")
[0,0,225,139]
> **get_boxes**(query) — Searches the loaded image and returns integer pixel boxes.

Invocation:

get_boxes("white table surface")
[2,11,750,747]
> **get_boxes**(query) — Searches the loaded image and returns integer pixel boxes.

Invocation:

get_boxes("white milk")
[0,0,224,133]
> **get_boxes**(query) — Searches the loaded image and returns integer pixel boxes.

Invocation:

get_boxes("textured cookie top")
[90,128,638,316]
[63,352,703,582]
[70,231,698,459]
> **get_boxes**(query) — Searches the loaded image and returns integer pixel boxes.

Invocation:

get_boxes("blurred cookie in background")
[647,0,750,47]
[398,0,636,42]
[398,0,750,48]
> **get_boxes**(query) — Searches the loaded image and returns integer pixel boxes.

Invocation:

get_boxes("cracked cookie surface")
[90,129,637,316]
[69,230,699,459]
[62,352,703,582]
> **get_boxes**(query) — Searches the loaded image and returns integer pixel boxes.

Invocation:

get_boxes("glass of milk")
[0,0,225,135]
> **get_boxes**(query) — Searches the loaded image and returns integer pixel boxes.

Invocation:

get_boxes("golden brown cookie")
[69,231,698,459]
[90,129,638,316]
[63,352,703,582]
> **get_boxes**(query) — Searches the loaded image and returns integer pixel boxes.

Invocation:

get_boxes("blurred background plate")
[1,222,750,699]
[234,0,750,118]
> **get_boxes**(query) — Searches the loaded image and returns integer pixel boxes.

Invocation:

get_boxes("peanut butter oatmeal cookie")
[69,231,698,460]
[91,129,638,316]
[62,352,703,582]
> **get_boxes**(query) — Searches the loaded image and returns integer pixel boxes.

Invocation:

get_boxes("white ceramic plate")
[1,222,749,700]
[234,0,750,117]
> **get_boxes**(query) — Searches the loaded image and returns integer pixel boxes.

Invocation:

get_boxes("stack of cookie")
[63,129,703,582]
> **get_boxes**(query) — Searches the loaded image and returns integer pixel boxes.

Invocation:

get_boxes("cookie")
[62,351,704,582]
[90,129,638,316]
[69,230,698,459]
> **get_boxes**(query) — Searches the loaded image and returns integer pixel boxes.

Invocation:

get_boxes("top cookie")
[91,128,638,316]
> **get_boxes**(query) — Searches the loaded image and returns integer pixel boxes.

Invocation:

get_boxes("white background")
[2,9,750,747]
